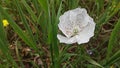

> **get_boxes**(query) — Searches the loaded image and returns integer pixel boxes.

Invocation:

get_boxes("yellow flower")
[2,19,9,27]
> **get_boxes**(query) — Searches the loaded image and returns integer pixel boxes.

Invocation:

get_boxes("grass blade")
[83,56,104,68]
[106,18,120,59]
[0,5,37,50]
[21,0,37,22]
[0,14,7,44]
[105,50,120,66]
[38,0,48,13]
[0,15,18,67]
[96,1,120,36]
[96,0,104,15]
[14,0,37,47]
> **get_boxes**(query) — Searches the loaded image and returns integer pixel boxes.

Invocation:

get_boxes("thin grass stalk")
[95,1,120,37]
[0,12,18,67]
[21,0,37,23]
[31,0,41,14]
[106,18,120,60]
[0,5,37,51]
[14,0,37,47]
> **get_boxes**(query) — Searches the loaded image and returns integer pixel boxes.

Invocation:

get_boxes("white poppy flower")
[57,8,96,44]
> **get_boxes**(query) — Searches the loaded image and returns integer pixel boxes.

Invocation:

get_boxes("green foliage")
[0,0,120,68]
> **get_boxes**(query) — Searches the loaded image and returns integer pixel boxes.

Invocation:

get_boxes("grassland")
[0,0,120,68]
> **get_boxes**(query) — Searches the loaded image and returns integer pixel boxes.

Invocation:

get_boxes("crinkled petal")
[76,8,89,27]
[58,11,73,38]
[57,34,77,44]
[57,8,96,44]
[76,17,95,44]
[58,23,73,38]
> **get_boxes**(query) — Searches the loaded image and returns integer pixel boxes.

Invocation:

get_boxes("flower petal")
[58,11,74,38]
[57,34,77,44]
[57,8,96,44]
[76,17,95,44]
[58,23,73,38]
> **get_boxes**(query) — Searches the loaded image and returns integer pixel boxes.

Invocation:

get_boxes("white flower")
[57,8,95,44]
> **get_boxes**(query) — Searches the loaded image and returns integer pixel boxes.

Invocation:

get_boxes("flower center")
[72,26,81,36]
[73,28,78,34]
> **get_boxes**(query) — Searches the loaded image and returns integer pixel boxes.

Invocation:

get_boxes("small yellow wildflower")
[2,19,9,27]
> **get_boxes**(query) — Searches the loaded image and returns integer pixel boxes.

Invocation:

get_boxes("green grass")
[0,0,120,68]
